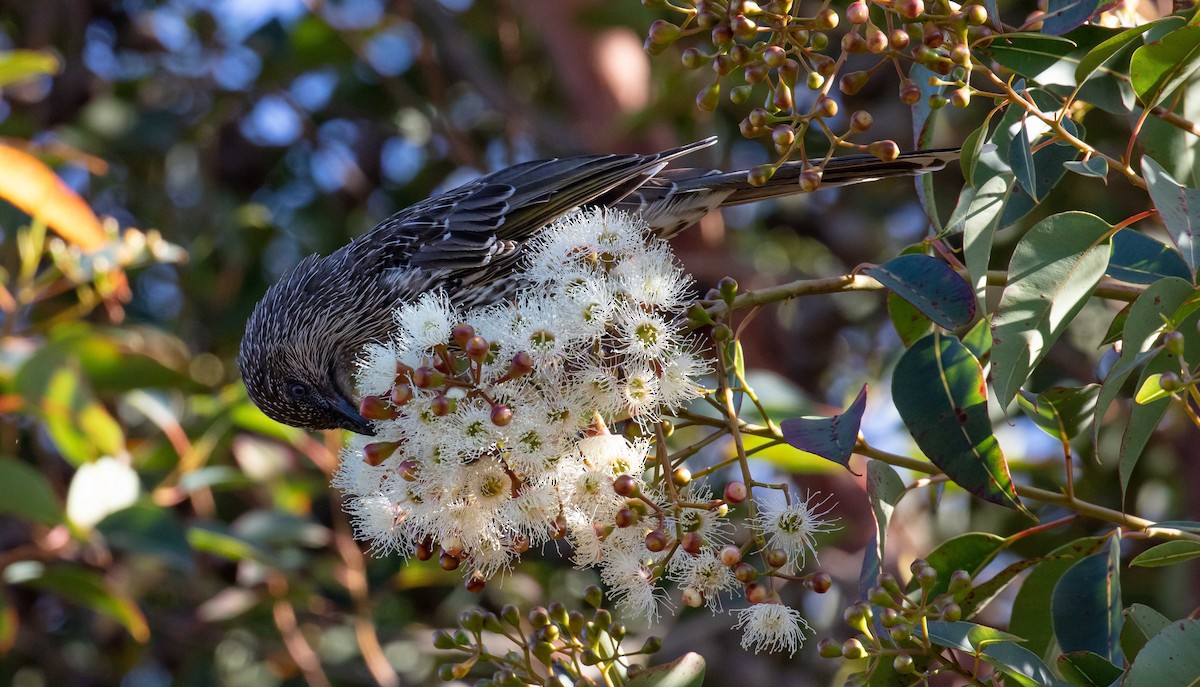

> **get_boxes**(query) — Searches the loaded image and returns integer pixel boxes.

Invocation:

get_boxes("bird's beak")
[329,395,376,436]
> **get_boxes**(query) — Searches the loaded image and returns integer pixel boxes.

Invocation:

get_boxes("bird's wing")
[355,137,719,271]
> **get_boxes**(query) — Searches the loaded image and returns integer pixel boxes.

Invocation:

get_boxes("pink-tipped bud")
[510,351,534,376]
[846,1,869,24]
[798,167,823,192]
[398,459,418,481]
[451,323,475,348]
[490,404,513,426]
[364,441,400,465]
[390,383,413,406]
[745,581,769,604]
[615,507,638,528]
[681,531,703,555]
[681,588,705,608]
[723,481,748,504]
[358,395,396,421]
[869,139,900,162]
[614,474,640,497]
[465,335,490,361]
[412,366,444,389]
[430,394,453,417]
[719,545,742,566]
[645,530,669,552]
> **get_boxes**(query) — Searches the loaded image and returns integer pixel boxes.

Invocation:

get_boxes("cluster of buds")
[643,0,996,185]
[433,588,663,686]
[818,560,974,681]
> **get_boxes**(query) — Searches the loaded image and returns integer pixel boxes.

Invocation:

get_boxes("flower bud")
[798,167,822,191]
[846,1,869,24]
[645,529,669,552]
[778,59,800,87]
[842,637,868,659]
[430,394,453,416]
[897,0,924,20]
[696,82,721,111]
[841,31,867,54]
[734,562,757,583]
[489,404,513,426]
[806,71,825,90]
[771,83,793,111]
[719,544,742,565]
[723,480,748,504]
[682,47,709,69]
[965,4,989,25]
[389,383,413,406]
[748,163,776,187]
[868,140,900,162]
[465,571,486,593]
[763,45,786,68]
[840,70,870,95]
[893,654,915,673]
[364,441,400,465]
[681,531,704,554]
[899,78,922,104]
[745,581,769,603]
[465,335,490,361]
[440,551,461,571]
[815,8,839,29]
[818,637,842,658]
[682,587,705,607]
[889,29,910,50]
[950,87,971,108]
[748,107,772,128]
[816,96,838,118]
[673,466,693,486]
[850,110,873,132]
[358,394,396,421]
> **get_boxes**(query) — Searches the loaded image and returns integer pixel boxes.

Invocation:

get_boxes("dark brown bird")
[239,138,957,435]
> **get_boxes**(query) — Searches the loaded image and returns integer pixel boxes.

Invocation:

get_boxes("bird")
[239,137,958,435]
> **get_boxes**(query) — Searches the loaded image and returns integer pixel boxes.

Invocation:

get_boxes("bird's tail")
[683,148,961,206]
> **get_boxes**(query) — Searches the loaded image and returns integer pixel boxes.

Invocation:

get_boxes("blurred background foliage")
[0,0,1196,686]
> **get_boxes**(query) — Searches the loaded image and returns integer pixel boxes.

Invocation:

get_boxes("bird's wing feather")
[356,138,719,271]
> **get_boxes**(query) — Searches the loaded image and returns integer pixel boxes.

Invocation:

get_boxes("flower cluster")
[332,207,837,652]
[335,209,710,596]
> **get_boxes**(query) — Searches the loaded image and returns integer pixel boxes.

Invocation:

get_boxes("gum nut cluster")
[332,208,716,616]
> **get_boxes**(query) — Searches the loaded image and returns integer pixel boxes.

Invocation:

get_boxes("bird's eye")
[288,382,309,398]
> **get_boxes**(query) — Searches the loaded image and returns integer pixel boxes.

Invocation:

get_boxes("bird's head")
[238,254,384,435]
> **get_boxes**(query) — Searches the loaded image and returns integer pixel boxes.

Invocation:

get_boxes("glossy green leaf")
[893,332,1024,512]
[960,119,990,187]
[960,556,1048,619]
[905,532,1005,598]
[1107,229,1192,284]
[887,291,934,347]
[1094,278,1194,448]
[985,29,1136,113]
[1010,536,1107,658]
[1120,355,1179,490]
[1120,603,1171,662]
[991,212,1114,409]
[975,88,1079,224]
[949,176,1014,307]
[1133,373,1174,404]
[1130,540,1200,567]
[923,620,1025,652]
[1042,0,1101,35]
[6,563,149,642]
[1017,385,1101,444]
[863,254,976,330]
[0,50,59,88]
[1143,155,1200,275]
[0,457,64,526]
[860,460,905,597]
[1011,118,1039,202]
[1051,536,1123,663]
[1075,17,1184,83]
[780,384,866,471]
[1064,158,1108,179]
[1101,301,1131,345]
[1124,619,1200,687]
[626,651,705,687]
[1130,25,1200,109]
[1057,651,1124,687]
[96,505,194,573]
[982,642,1057,687]
[963,318,993,369]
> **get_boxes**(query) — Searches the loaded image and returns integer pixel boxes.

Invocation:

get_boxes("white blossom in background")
[331,207,835,650]
[735,602,812,656]
[752,491,840,572]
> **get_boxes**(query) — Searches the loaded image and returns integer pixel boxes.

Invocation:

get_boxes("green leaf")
[960,119,990,187]
[1042,0,1101,35]
[982,642,1057,687]
[1010,118,1040,202]
[1133,373,1174,404]
[991,212,1114,409]
[985,29,1136,113]
[626,651,705,687]
[1064,158,1108,179]
[1094,278,1194,448]
[887,291,934,347]
[1076,17,1184,83]
[1120,603,1171,662]
[1051,536,1123,663]
[1101,301,1131,345]
[893,332,1025,512]
[1130,25,1200,109]
[1130,540,1200,567]
[905,532,1006,598]
[780,385,866,471]
[1143,155,1200,275]
[1010,536,1107,658]
[0,50,59,88]
[1057,651,1124,687]
[16,350,125,466]
[860,461,905,597]
[6,563,149,642]
[1150,520,1200,531]
[923,620,1026,652]
[186,525,280,568]
[1124,619,1200,687]
[863,254,976,329]
[1121,356,1177,490]
[0,457,64,525]
[96,505,194,573]
[1107,229,1192,284]
[1017,385,1101,444]
[963,318,993,369]
[949,176,1014,308]
[960,556,1049,619]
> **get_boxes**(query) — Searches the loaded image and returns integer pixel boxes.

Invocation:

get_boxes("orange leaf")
[0,143,106,251]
